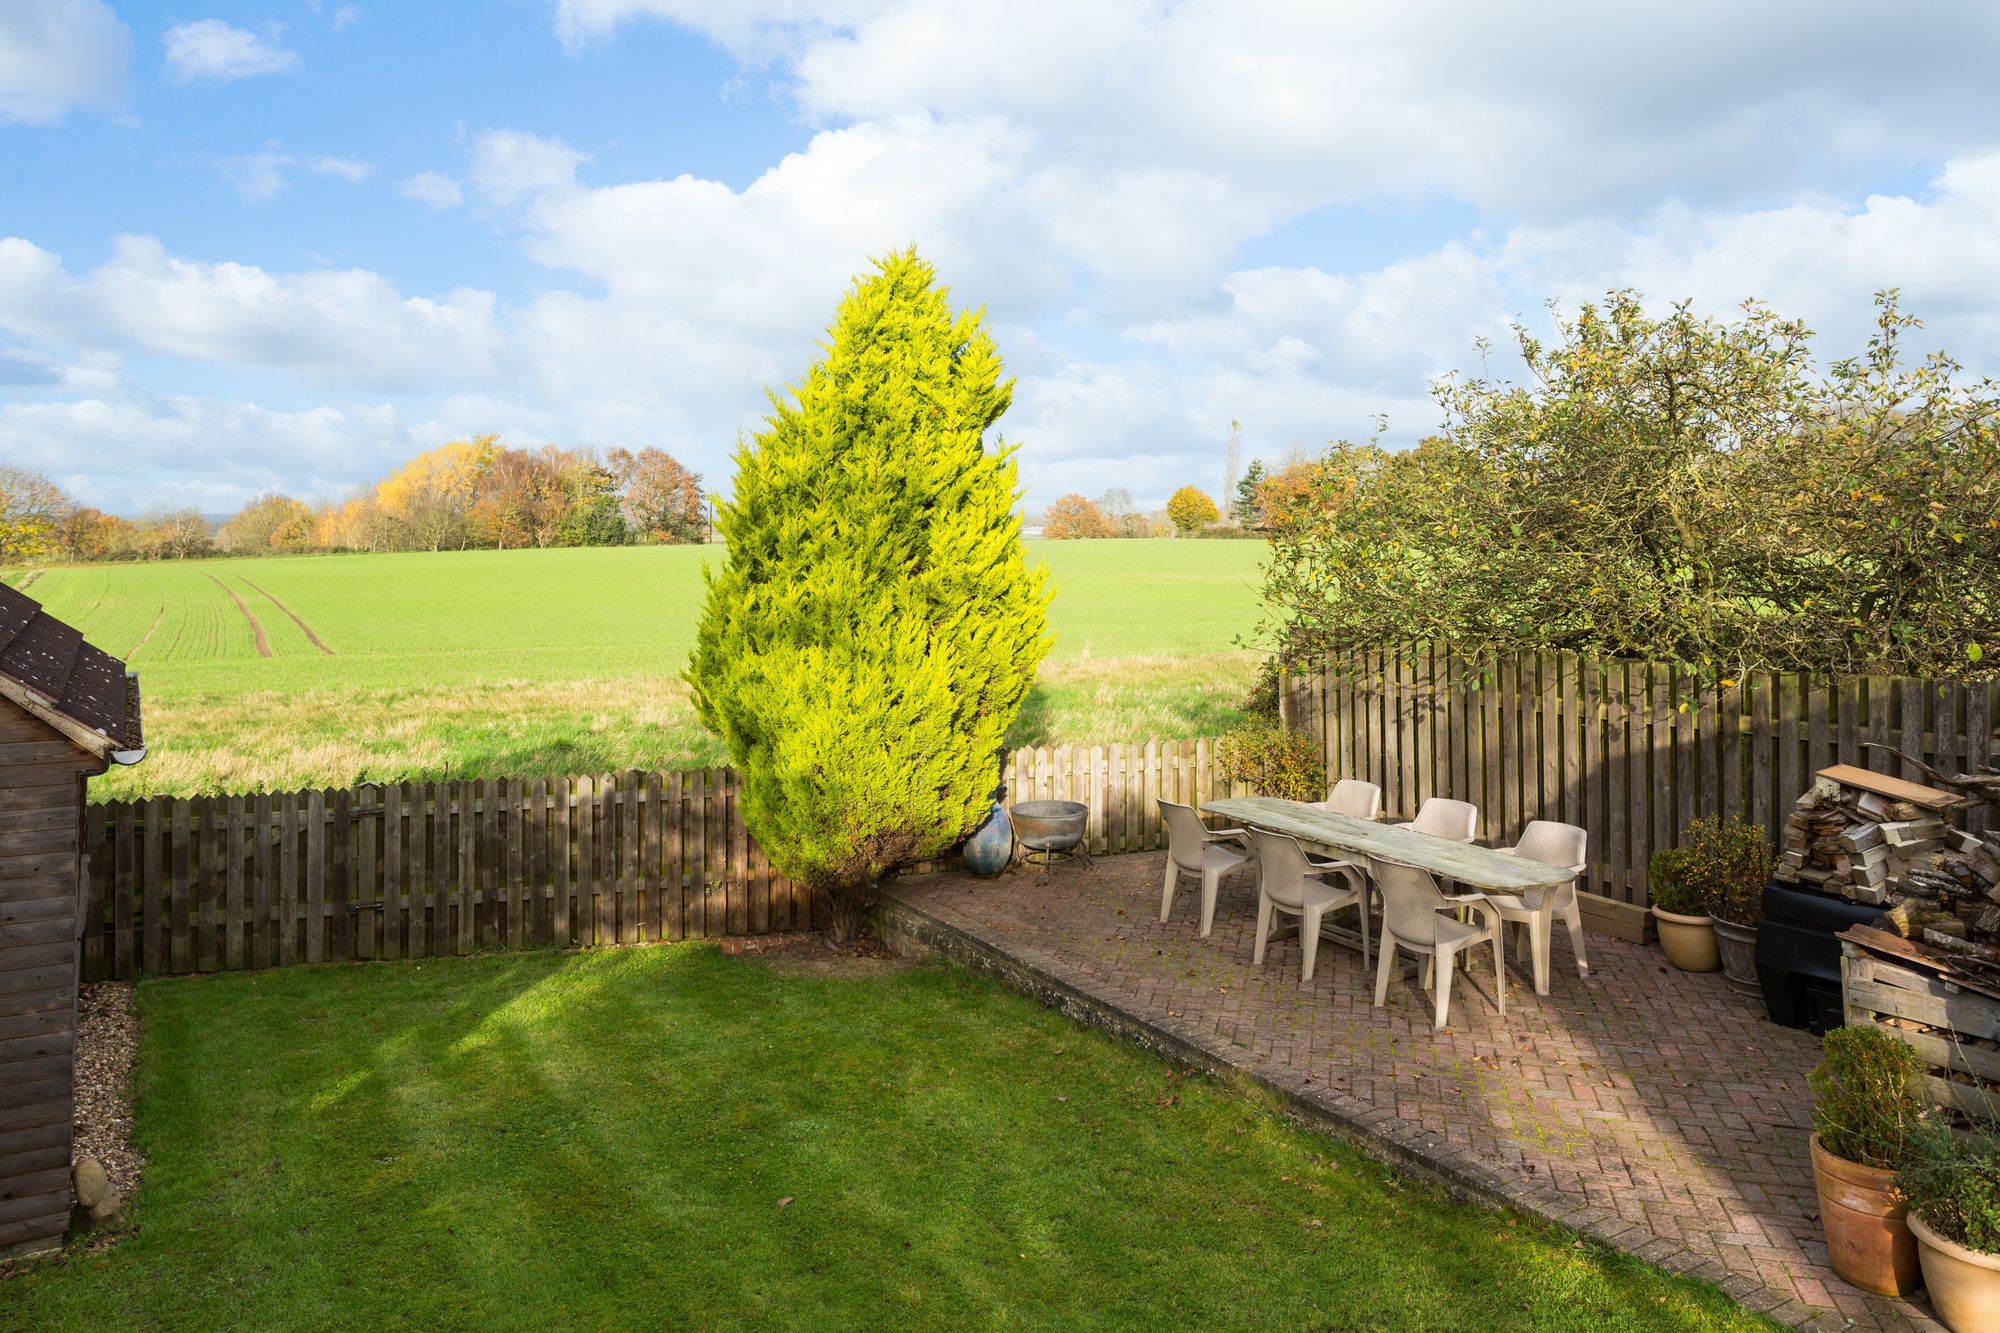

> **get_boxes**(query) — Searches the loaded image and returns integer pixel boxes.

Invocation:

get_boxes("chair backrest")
[1410,797,1478,841]
[1323,778,1382,821]
[1157,799,1211,871]
[1370,858,1449,946]
[1248,828,1316,910]
[1511,820,1587,872]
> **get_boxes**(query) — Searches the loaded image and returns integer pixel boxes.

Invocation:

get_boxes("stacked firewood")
[1776,760,2000,979]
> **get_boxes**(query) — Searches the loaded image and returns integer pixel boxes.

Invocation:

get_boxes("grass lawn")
[19,540,1267,798]
[3,947,1766,1331]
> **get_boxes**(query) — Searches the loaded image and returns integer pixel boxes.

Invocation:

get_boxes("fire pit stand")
[1010,800,1091,884]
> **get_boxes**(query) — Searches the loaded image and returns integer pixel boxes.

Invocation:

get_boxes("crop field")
[17,540,1269,798]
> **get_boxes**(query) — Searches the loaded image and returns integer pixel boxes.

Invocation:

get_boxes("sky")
[4,2,2000,517]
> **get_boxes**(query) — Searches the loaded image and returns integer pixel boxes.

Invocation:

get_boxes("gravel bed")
[73,981,142,1199]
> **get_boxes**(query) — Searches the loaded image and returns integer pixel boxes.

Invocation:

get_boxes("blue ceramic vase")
[962,800,1013,878]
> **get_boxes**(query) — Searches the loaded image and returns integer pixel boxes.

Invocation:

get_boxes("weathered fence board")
[1287,648,1999,907]
[82,739,1241,979]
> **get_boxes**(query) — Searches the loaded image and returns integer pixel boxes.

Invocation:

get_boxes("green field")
[19,541,1269,798]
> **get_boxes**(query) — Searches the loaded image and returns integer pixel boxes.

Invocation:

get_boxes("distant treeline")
[0,437,708,562]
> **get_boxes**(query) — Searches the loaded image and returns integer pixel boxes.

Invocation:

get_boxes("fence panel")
[1285,647,1999,907]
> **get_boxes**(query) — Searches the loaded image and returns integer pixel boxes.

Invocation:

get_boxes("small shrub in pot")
[1897,1118,2000,1331]
[1807,1025,1928,1296]
[1648,845,1720,971]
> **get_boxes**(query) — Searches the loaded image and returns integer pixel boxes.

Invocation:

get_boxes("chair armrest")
[1203,825,1248,842]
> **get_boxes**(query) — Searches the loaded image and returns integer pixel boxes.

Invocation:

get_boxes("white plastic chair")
[1396,797,1478,842]
[1487,820,1589,994]
[1370,857,1506,1030]
[1248,829,1369,983]
[1158,799,1251,938]
[1315,778,1382,820]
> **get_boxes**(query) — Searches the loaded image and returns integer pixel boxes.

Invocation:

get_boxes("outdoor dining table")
[1201,796,1579,991]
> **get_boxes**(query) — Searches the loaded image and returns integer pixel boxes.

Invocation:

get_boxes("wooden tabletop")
[1202,796,1576,894]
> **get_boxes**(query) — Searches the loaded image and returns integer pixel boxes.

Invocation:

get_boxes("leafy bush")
[1260,292,2000,681]
[1682,815,1772,925]
[1240,658,1282,724]
[686,249,1050,941]
[1809,1025,1927,1169]
[1898,1117,2000,1255]
[1646,847,1712,916]
[1217,722,1326,802]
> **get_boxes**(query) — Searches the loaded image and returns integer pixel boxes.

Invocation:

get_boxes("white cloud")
[162,19,300,84]
[400,171,464,209]
[332,5,364,31]
[310,155,373,183]
[219,149,292,200]
[0,0,131,125]
[0,235,505,392]
[470,130,590,205]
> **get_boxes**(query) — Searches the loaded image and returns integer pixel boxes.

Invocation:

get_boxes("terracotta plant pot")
[1810,1133,1921,1297]
[1653,906,1720,972]
[1910,1212,2000,1332]
[1709,914,1761,996]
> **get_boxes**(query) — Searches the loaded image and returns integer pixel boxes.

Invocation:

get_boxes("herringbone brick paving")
[887,853,1943,1332]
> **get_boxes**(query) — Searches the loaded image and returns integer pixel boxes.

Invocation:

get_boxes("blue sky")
[5,1,2000,515]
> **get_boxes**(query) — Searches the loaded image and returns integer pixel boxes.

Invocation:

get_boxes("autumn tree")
[1043,493,1116,538]
[551,450,626,546]
[687,249,1050,942]
[609,446,705,543]
[56,506,126,560]
[1166,485,1220,535]
[141,510,213,559]
[218,493,314,552]
[0,466,72,562]
[376,435,499,551]
[470,448,565,549]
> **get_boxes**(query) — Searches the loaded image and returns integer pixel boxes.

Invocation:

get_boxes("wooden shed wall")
[0,704,89,1260]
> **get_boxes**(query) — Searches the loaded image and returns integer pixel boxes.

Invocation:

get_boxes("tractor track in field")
[15,569,42,592]
[127,595,166,660]
[205,573,271,657]
[238,577,336,655]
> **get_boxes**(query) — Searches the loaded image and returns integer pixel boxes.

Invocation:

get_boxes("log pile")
[1776,763,2000,981]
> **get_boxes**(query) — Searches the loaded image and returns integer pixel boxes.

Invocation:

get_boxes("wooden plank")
[333,788,355,962]
[383,782,404,961]
[78,802,105,983]
[1720,677,1743,823]
[1812,764,1963,810]
[1807,674,1832,792]
[730,774,750,935]
[643,772,663,942]
[430,782,451,956]
[1535,650,1559,829]
[481,777,501,950]
[1776,672,1803,824]
[1397,650,1420,823]
[1673,667,1695,841]
[664,772,684,941]
[685,772,706,939]
[508,777,526,951]
[304,790,326,965]
[552,776,572,948]
[1579,656,1602,892]
[274,793,297,968]
[224,794,245,970]
[249,793,271,969]
[1559,651,1582,830]
[1606,661,1629,900]
[1899,677,1926,785]
[1750,672,1773,845]
[527,778,547,946]
[112,802,134,980]
[458,781,476,955]
[1971,684,1993,839]
[1649,661,1673,868]
[1844,977,2000,1042]
[169,798,191,973]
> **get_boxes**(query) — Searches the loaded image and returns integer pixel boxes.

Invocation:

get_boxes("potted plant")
[1648,845,1720,971]
[1898,1118,2000,1331]
[1808,1025,1927,1296]
[1696,815,1771,996]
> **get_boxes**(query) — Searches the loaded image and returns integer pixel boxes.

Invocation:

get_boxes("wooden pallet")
[1841,928,2000,1123]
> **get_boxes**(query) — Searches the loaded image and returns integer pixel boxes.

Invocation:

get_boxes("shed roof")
[0,581,144,760]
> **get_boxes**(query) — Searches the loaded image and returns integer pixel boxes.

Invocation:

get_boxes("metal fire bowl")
[1010,800,1090,883]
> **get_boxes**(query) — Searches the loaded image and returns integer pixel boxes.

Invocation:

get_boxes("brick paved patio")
[881,853,1944,1332]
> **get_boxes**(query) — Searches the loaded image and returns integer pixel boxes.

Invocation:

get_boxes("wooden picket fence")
[79,741,1249,980]
[1282,646,1998,907]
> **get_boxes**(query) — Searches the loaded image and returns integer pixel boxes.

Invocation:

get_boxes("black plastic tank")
[1754,879,1882,1034]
